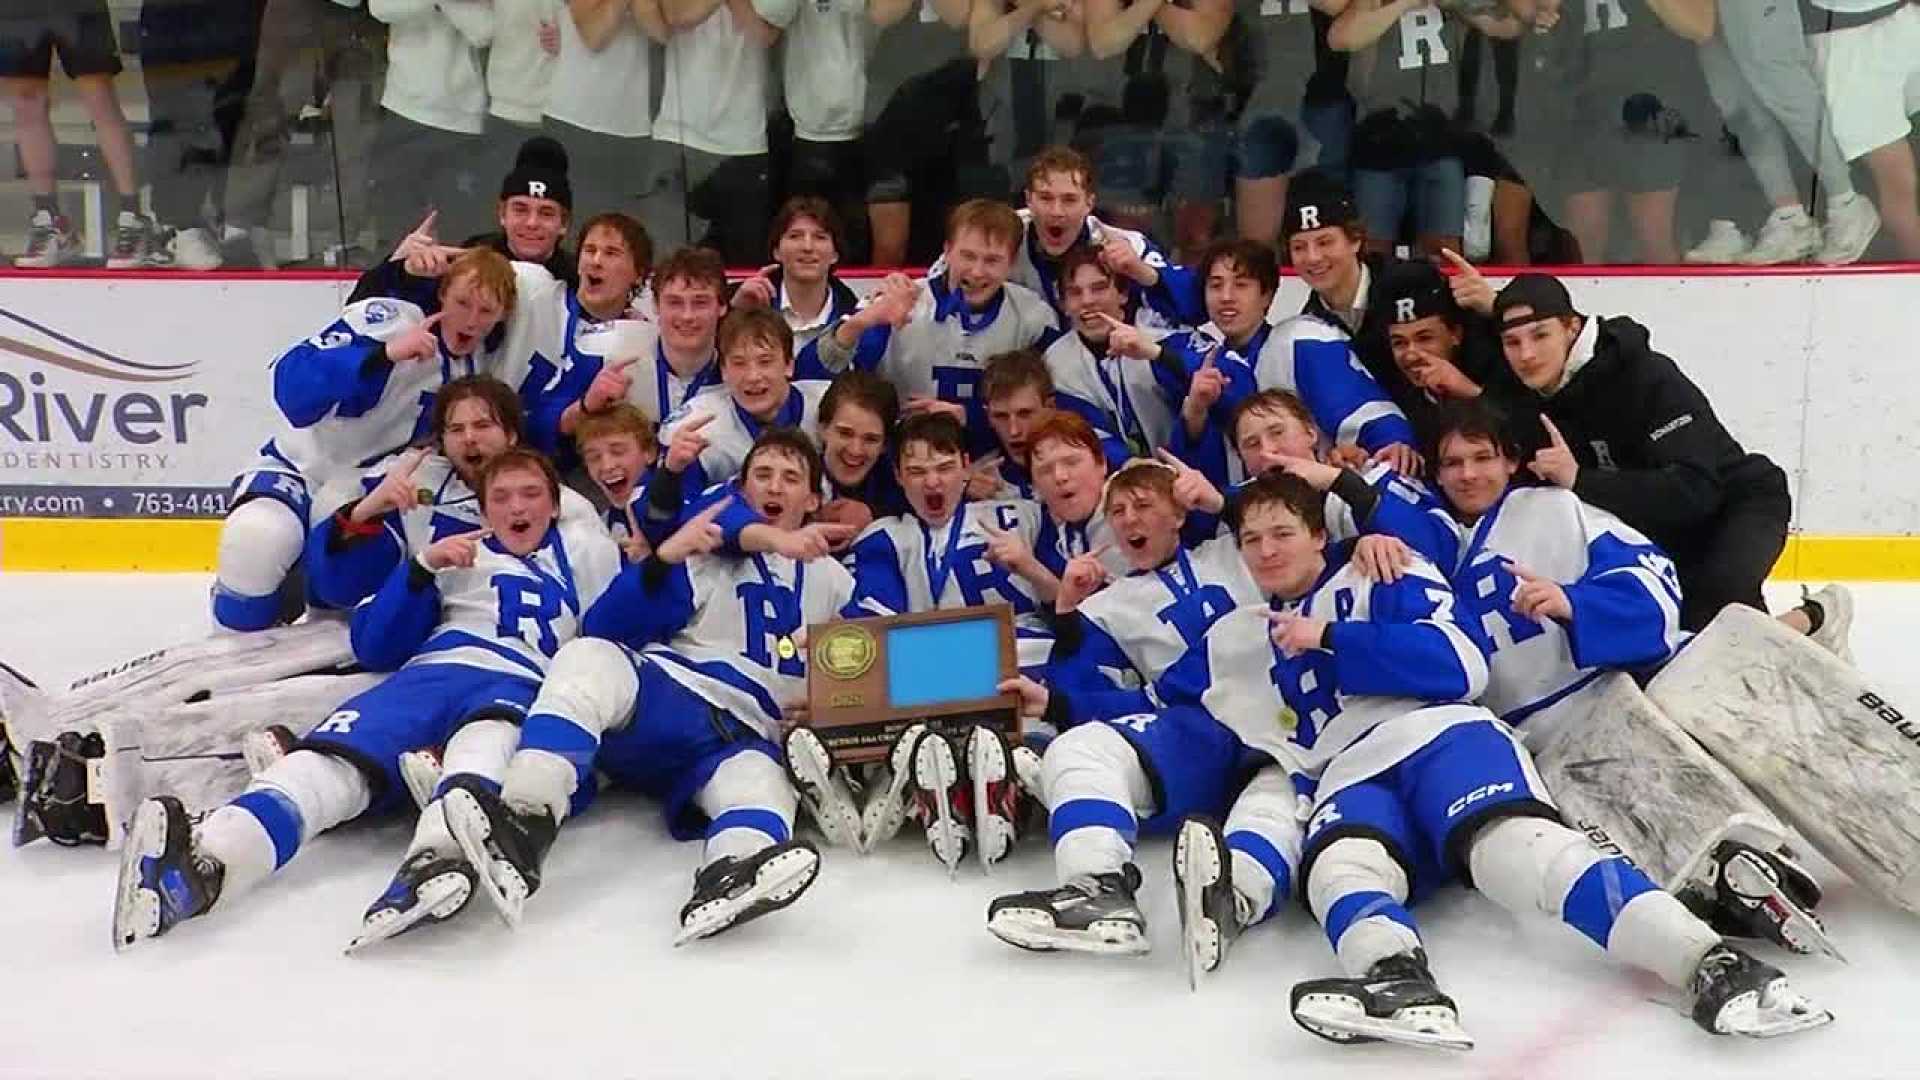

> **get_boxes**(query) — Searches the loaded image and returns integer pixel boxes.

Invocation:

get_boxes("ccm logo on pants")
[1447,782,1514,818]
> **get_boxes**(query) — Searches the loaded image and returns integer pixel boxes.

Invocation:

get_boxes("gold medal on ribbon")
[776,635,798,661]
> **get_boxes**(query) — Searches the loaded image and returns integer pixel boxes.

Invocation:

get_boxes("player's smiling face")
[483,465,557,556]
[722,334,794,421]
[988,384,1051,465]
[1204,260,1272,345]
[657,277,723,355]
[774,213,837,286]
[1435,431,1518,520]
[1106,484,1183,571]
[1032,437,1107,524]
[1287,225,1362,297]
[440,397,516,487]
[898,440,967,526]
[1501,310,1577,392]
[576,223,641,319]
[1237,500,1326,600]
[741,447,819,532]
[438,276,507,357]
[821,402,885,488]
[1063,263,1125,341]
[582,432,656,505]
[1026,170,1092,256]
[943,227,1015,307]
[501,195,568,262]
[1234,406,1320,475]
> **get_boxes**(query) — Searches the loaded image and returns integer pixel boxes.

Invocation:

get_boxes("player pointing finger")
[1529,415,1579,488]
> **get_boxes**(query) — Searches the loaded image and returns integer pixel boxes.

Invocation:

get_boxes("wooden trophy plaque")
[804,604,1021,765]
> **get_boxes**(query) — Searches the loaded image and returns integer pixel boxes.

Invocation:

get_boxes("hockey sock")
[1042,723,1151,880]
[501,640,638,820]
[1226,834,1292,925]
[696,750,797,866]
[1309,838,1422,977]
[433,718,518,801]
[1223,766,1304,923]
[212,499,306,632]
[204,750,370,892]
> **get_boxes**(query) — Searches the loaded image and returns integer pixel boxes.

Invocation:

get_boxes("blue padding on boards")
[886,617,1000,708]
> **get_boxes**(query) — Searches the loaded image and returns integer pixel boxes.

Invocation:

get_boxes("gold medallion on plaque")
[814,624,877,680]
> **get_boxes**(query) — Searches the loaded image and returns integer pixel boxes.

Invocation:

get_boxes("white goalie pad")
[1532,672,1790,889]
[1651,605,1920,916]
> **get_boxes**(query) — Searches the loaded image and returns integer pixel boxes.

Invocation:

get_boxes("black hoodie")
[1494,316,1788,554]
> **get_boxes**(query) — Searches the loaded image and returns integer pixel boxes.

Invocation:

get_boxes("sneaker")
[13,209,79,268]
[219,224,277,270]
[171,226,225,270]
[1738,208,1819,265]
[1817,193,1881,266]
[1684,220,1750,265]
[106,211,165,269]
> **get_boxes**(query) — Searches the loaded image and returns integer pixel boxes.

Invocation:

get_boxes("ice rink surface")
[4,573,1919,1080]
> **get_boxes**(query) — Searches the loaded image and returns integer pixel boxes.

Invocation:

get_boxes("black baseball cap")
[1380,261,1457,325]
[1493,273,1581,331]
[500,136,573,211]
[1282,171,1357,238]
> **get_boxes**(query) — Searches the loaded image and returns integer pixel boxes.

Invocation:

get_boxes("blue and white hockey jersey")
[654,380,832,497]
[1154,548,1490,799]
[1034,503,1137,580]
[349,515,625,679]
[1044,329,1179,462]
[928,211,1204,331]
[584,552,862,741]
[597,318,724,427]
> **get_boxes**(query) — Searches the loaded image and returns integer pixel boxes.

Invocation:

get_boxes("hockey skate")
[674,839,822,945]
[987,864,1149,955]
[346,844,479,953]
[112,796,223,951]
[241,724,296,776]
[1290,950,1475,1051]
[0,720,17,805]
[1174,817,1246,990]
[15,731,107,847]
[399,747,444,811]
[1680,841,1841,961]
[784,726,862,851]
[859,723,926,850]
[966,726,1025,872]
[909,728,971,875]
[1802,583,1854,662]
[442,777,557,928]
[1688,944,1833,1037]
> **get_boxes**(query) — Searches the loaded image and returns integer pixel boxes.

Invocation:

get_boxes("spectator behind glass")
[367,0,495,253]
[203,0,385,270]
[731,196,862,347]
[486,0,563,179]
[543,0,666,230]
[861,0,974,266]
[3,3,163,268]
[647,0,780,265]
[132,0,264,271]
[1682,2,1879,265]
[1802,0,1920,260]
[754,0,876,260]
[968,0,1088,204]
[1329,0,1524,260]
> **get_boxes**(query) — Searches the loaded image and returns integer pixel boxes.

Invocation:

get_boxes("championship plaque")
[805,604,1021,764]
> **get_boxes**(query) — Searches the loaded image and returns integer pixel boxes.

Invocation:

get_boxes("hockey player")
[815,370,906,533]
[729,196,864,348]
[1156,474,1827,1046]
[799,199,1060,454]
[560,246,728,436]
[573,403,659,561]
[212,248,521,632]
[1043,246,1187,464]
[440,430,865,942]
[971,349,1058,502]
[115,449,624,951]
[1026,410,1138,582]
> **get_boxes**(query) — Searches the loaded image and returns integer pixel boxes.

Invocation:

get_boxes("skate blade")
[969,730,1010,876]
[914,735,966,878]
[442,789,528,929]
[110,800,169,953]
[399,751,442,813]
[986,910,1150,957]
[1293,996,1475,1052]
[344,871,471,954]
[1718,984,1836,1039]
[786,742,863,852]
[1174,825,1221,992]
[240,731,287,777]
[673,847,821,947]
[1767,895,1846,963]
[858,767,909,855]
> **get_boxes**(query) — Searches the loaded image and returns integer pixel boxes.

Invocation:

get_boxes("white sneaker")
[1817,193,1881,266]
[1685,220,1750,264]
[106,211,167,269]
[171,226,224,270]
[13,208,79,268]
[1738,208,1819,265]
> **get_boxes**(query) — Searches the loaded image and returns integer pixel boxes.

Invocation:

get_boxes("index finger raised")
[1538,413,1568,447]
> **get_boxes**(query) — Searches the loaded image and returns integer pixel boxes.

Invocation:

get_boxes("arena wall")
[2,266,1917,577]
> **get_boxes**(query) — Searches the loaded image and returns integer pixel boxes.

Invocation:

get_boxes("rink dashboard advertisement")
[0,267,1917,540]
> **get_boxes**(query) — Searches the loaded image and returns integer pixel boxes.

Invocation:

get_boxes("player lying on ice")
[438,430,869,944]
[114,449,623,952]
[985,472,1831,1048]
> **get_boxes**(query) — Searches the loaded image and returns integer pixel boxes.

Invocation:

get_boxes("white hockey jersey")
[656,380,831,493]
[1043,328,1179,460]
[601,318,724,426]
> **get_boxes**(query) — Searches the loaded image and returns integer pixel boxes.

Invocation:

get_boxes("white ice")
[3,574,1918,1080]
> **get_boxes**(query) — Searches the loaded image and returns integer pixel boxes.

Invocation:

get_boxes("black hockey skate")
[965,726,1026,872]
[675,839,822,945]
[909,728,971,875]
[15,731,107,847]
[1688,944,1833,1038]
[858,723,927,851]
[112,796,223,951]
[1679,842,1841,961]
[0,720,17,804]
[345,847,479,953]
[442,776,558,929]
[784,726,863,851]
[1174,817,1245,989]
[1290,950,1474,1051]
[986,864,1149,956]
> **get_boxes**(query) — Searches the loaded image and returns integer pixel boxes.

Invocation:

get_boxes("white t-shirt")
[653,3,774,156]
[545,5,655,137]
[370,0,494,134]
[756,0,869,143]
[488,0,561,124]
